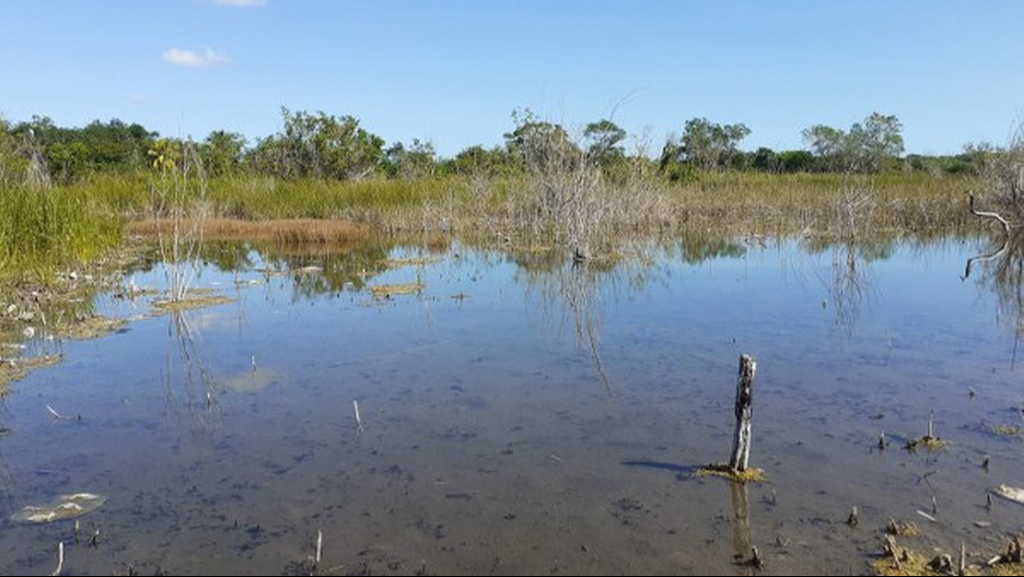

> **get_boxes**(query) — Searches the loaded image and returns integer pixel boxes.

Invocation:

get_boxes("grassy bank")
[0,170,989,286]
[0,184,123,284]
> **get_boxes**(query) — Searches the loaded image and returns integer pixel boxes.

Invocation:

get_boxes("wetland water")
[0,234,1022,575]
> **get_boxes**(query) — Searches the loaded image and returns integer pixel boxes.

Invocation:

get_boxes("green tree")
[802,112,904,173]
[384,138,437,179]
[848,113,904,172]
[777,150,815,173]
[201,130,246,178]
[447,145,512,177]
[750,147,779,172]
[256,108,385,180]
[583,119,627,164]
[662,117,750,171]
[504,108,577,171]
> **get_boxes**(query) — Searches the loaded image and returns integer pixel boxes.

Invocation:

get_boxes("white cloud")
[127,92,147,105]
[215,0,266,6]
[162,47,231,68]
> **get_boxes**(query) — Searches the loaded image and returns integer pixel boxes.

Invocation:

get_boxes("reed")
[0,184,122,284]
[0,167,989,289]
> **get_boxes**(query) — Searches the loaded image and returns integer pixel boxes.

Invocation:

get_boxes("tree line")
[0,107,994,187]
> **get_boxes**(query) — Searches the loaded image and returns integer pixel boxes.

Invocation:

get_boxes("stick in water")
[46,405,63,419]
[353,400,364,433]
[315,529,323,565]
[50,541,64,577]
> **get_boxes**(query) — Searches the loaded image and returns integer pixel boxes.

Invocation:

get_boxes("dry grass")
[152,292,234,312]
[52,315,126,341]
[905,435,949,451]
[871,550,942,576]
[384,257,438,268]
[370,282,424,298]
[668,172,980,236]
[992,563,1024,576]
[128,217,370,245]
[993,423,1023,436]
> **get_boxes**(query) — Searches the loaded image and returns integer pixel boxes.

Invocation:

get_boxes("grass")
[668,171,979,235]
[152,292,234,312]
[695,464,766,483]
[128,217,370,244]
[992,423,1023,436]
[0,169,991,288]
[370,282,425,298]
[0,354,64,392]
[871,549,942,576]
[0,184,123,285]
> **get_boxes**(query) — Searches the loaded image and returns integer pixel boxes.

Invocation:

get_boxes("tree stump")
[728,354,757,472]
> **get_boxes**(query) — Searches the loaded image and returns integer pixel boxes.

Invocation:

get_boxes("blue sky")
[3,1,1022,157]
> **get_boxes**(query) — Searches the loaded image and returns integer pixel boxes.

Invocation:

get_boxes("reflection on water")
[162,310,221,431]
[962,230,1024,366]
[0,232,1022,575]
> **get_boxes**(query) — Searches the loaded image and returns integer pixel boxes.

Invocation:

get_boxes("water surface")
[0,235,1021,575]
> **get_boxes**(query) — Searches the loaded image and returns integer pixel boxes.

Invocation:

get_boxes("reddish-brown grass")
[127,218,370,244]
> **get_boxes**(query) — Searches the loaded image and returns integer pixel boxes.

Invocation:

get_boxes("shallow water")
[0,235,1022,575]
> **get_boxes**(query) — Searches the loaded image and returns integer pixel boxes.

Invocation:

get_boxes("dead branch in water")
[969,192,1011,235]
[961,235,1009,281]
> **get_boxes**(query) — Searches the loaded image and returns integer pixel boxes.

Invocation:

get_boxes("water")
[0,235,1021,575]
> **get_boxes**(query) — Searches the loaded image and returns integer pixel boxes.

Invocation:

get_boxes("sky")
[2,1,1022,157]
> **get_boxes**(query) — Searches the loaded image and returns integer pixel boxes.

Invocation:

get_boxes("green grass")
[205,175,469,220]
[669,171,980,234]
[0,169,991,286]
[0,184,123,284]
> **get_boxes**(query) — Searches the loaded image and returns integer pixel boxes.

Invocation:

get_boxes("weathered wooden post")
[728,354,757,472]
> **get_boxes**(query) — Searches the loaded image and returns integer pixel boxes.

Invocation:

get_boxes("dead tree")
[729,354,757,472]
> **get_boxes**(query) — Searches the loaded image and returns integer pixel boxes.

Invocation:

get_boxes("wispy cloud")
[127,92,147,105]
[215,0,266,6]
[162,47,231,68]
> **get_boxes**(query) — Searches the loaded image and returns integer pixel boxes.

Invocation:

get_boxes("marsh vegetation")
[2,109,1024,575]
[0,108,1013,291]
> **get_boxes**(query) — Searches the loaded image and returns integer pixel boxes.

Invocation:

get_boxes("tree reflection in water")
[962,230,1024,367]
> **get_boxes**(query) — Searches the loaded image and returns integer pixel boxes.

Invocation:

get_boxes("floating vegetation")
[52,315,125,340]
[905,411,948,451]
[384,256,438,268]
[696,464,766,484]
[152,293,234,313]
[905,435,948,451]
[10,493,106,524]
[0,354,63,390]
[992,423,1023,436]
[370,282,424,298]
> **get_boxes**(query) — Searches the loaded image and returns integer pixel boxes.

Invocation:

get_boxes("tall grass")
[50,169,987,239]
[667,171,980,235]
[0,184,122,284]
[0,167,989,287]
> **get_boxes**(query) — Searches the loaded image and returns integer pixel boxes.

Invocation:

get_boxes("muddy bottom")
[0,236,1021,575]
